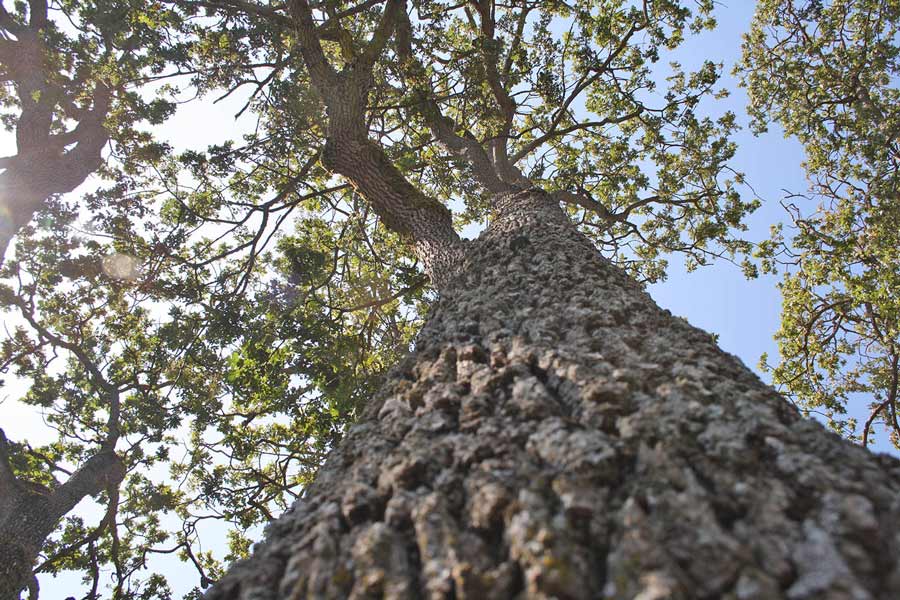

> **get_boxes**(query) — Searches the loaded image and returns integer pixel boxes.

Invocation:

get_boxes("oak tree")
[2,0,900,598]
[192,0,899,598]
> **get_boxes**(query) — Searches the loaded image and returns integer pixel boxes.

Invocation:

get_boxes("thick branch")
[48,452,124,523]
[0,78,110,263]
[501,4,529,85]
[287,0,338,91]
[356,0,401,72]
[0,39,20,76]
[550,189,619,223]
[0,3,24,35]
[26,0,47,29]
[287,0,464,286]
[396,5,512,193]
[473,0,516,150]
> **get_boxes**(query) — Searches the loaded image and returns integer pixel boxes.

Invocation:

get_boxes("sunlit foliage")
[739,0,900,449]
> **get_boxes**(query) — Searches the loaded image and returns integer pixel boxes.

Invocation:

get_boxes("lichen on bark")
[208,190,900,600]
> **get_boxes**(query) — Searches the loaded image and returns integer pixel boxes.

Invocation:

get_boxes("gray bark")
[209,189,900,599]
[0,8,110,265]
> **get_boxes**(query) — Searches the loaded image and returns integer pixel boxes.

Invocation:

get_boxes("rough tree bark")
[208,189,900,600]
[0,430,125,600]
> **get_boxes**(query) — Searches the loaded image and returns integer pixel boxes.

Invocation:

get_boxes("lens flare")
[101,253,140,280]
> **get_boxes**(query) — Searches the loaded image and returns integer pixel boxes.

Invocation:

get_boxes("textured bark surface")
[209,190,900,599]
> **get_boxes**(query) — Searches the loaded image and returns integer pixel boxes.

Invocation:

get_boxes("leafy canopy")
[739,0,900,450]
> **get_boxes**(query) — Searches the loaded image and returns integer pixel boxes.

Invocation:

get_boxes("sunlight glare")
[102,252,141,280]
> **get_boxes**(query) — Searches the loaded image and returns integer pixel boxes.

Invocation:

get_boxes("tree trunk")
[209,190,900,600]
[0,432,124,600]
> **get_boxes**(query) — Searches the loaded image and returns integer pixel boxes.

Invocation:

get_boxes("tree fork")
[208,189,900,599]
[286,0,465,287]
[0,429,125,600]
[0,13,110,265]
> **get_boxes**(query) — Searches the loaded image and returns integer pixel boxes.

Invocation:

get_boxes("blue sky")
[647,4,797,383]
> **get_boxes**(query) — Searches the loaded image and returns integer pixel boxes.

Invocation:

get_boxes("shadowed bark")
[0,430,125,600]
[208,189,900,599]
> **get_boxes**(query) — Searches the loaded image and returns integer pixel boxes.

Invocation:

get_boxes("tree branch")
[0,39,21,75]
[326,275,427,313]
[35,482,119,573]
[27,0,47,30]
[356,0,401,72]
[514,21,643,164]
[0,428,18,489]
[0,3,25,35]
[10,295,120,450]
[287,0,338,90]
[48,452,125,519]
[284,0,464,286]
[511,111,642,163]
[396,3,512,193]
[550,189,619,223]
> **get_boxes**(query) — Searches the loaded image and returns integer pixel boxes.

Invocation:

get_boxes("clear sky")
[1,1,897,598]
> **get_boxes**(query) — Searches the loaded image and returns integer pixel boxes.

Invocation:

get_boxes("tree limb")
[396,3,512,192]
[287,0,464,286]
[0,3,25,35]
[511,111,642,163]
[550,189,619,223]
[10,294,120,450]
[287,0,338,90]
[48,452,125,519]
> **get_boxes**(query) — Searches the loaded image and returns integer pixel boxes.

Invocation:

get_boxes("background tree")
[738,0,900,450]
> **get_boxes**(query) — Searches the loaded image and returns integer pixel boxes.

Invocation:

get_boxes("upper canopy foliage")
[0,0,896,597]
